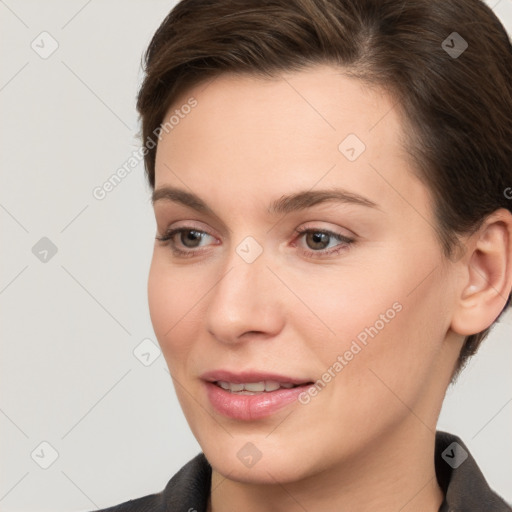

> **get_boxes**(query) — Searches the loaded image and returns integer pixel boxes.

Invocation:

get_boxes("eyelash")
[155,226,355,259]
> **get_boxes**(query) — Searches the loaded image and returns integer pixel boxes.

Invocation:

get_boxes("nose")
[204,244,285,345]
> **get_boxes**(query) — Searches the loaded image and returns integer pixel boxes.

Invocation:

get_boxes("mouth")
[201,370,315,420]
[214,380,311,394]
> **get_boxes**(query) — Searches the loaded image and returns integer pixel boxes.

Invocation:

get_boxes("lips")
[201,370,315,420]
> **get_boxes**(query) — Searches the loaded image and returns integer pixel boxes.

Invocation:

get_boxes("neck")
[208,425,445,512]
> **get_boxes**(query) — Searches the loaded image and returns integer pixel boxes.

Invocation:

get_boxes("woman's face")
[148,64,464,482]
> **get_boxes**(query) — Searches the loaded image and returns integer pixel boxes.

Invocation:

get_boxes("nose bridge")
[220,233,269,296]
[214,238,270,312]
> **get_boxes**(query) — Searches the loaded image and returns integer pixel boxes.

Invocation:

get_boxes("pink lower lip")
[204,381,313,420]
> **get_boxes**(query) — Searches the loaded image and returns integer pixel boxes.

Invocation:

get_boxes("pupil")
[308,232,328,250]
[182,230,201,248]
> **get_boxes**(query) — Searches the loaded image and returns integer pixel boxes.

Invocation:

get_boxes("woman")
[94,0,512,510]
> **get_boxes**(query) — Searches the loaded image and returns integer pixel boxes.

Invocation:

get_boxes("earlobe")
[450,208,512,336]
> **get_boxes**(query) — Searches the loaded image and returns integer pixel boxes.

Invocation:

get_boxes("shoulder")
[93,492,163,512]
[88,453,212,512]
[435,431,511,511]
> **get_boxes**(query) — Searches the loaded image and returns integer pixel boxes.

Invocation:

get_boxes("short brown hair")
[136,0,512,379]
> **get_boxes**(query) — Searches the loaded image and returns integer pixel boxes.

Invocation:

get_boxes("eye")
[155,227,216,258]
[293,227,355,258]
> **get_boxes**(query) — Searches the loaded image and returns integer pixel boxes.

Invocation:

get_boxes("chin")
[202,439,318,485]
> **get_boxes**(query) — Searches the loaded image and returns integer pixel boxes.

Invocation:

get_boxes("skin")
[148,64,512,512]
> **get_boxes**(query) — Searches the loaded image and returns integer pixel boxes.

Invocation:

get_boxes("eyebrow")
[151,186,381,215]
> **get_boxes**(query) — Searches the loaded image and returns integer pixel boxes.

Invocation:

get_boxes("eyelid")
[158,219,219,238]
[294,221,356,239]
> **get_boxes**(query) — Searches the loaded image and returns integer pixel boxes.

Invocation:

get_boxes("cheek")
[337,267,450,405]
[294,249,447,389]
[285,261,404,352]
[147,255,203,363]
[286,267,449,453]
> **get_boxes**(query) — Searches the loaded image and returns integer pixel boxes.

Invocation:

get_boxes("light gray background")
[1,1,511,510]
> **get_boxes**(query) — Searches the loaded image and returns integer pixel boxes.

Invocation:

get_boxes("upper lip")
[201,370,313,385]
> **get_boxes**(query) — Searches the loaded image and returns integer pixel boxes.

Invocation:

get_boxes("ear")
[450,208,512,336]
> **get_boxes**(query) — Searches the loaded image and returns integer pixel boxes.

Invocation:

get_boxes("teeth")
[264,381,281,392]
[217,381,243,391]
[216,380,298,393]
[244,381,265,392]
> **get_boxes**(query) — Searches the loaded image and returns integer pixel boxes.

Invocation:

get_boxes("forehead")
[153,64,431,221]
[161,64,401,142]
